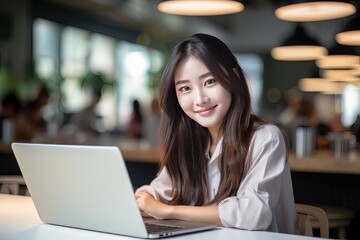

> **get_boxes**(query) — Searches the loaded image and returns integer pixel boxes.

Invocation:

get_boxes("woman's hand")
[135,190,222,226]
[135,191,174,220]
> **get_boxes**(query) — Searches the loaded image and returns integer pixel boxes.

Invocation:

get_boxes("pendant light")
[157,0,244,16]
[271,24,328,61]
[316,43,360,69]
[298,78,344,93]
[323,69,360,81]
[336,13,360,46]
[275,0,356,22]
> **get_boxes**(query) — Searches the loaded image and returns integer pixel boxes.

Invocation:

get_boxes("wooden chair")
[295,203,329,238]
[311,205,354,239]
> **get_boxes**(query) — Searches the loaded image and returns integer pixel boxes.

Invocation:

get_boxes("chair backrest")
[295,203,329,238]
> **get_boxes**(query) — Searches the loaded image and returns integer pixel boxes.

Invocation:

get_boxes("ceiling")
[46,0,358,54]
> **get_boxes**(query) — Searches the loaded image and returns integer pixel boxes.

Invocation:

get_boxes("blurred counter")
[0,140,160,189]
[0,141,160,163]
[1,141,360,174]
[289,150,360,175]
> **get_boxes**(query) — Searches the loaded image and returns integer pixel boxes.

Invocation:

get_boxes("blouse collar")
[206,136,223,164]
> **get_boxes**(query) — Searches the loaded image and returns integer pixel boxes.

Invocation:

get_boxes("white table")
[0,194,326,240]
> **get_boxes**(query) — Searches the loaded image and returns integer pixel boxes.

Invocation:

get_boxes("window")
[33,18,61,121]
[61,26,89,113]
[33,18,164,133]
[235,54,263,114]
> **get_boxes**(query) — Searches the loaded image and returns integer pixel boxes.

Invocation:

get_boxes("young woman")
[135,33,299,234]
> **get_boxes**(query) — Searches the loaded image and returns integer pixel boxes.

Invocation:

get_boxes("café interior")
[1,0,360,239]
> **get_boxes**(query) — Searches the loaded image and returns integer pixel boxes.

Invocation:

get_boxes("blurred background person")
[126,99,143,140]
[71,88,102,135]
[14,84,50,141]
[0,92,21,142]
[278,97,317,149]
[0,92,21,120]
[14,101,45,141]
[27,84,50,129]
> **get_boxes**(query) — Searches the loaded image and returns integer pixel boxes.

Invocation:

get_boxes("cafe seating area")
[1,0,360,239]
[1,138,360,239]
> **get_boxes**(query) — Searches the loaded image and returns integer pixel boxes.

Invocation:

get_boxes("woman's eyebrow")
[175,79,189,85]
[199,72,212,79]
[175,72,212,85]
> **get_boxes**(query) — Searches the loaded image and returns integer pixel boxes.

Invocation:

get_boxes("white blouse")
[136,124,299,234]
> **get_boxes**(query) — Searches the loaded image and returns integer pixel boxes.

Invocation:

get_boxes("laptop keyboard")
[145,223,185,233]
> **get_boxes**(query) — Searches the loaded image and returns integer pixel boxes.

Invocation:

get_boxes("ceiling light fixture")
[323,69,360,81]
[275,0,356,22]
[271,24,328,61]
[157,0,244,16]
[317,55,360,69]
[316,43,360,69]
[336,13,360,46]
[298,78,344,93]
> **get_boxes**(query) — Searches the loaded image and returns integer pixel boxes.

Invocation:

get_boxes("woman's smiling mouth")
[195,105,217,116]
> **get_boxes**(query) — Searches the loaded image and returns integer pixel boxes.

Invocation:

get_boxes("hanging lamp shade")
[271,24,328,61]
[157,0,244,16]
[316,43,360,69]
[336,13,360,46]
[275,0,356,22]
[298,78,344,93]
[323,69,360,81]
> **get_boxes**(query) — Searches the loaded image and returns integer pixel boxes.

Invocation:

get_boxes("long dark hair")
[158,33,266,206]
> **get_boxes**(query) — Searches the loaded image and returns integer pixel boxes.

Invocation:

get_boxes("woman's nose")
[195,90,209,105]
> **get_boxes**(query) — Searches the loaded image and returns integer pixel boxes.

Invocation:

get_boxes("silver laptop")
[11,142,217,238]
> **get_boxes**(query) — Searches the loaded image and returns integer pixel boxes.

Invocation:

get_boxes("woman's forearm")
[169,205,224,226]
[136,191,223,226]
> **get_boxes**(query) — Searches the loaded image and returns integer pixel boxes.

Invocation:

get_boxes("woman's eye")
[179,86,190,92]
[204,79,216,86]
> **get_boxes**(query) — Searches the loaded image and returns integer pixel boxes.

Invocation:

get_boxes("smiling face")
[174,56,232,137]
